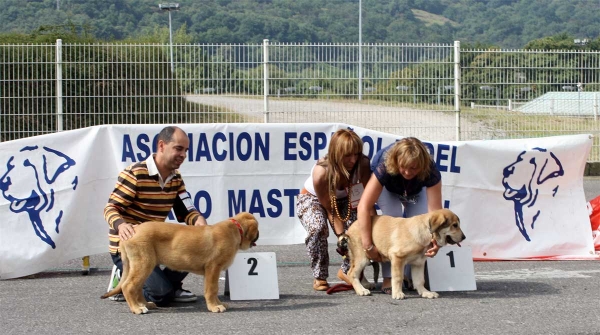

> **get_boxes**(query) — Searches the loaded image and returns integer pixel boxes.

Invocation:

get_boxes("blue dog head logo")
[502,148,564,241]
[0,146,78,249]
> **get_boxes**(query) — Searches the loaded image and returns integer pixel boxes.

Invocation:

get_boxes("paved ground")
[185,95,479,141]
[2,177,599,335]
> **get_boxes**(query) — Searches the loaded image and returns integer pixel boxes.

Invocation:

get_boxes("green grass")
[460,107,600,161]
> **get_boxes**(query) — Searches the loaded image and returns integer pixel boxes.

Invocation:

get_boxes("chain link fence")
[1,40,598,160]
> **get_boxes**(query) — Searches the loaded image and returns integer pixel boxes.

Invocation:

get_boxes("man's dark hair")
[157,126,180,144]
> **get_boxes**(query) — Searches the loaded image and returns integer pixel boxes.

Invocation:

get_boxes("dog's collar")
[230,218,244,244]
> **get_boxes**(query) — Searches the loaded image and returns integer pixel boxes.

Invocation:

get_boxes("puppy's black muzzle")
[251,231,259,247]
[446,233,466,246]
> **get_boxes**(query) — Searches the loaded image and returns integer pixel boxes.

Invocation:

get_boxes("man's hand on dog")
[118,223,136,241]
[194,216,208,226]
[424,239,440,257]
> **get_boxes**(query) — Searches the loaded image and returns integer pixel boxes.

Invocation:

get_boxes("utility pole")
[358,0,362,101]
[159,3,181,73]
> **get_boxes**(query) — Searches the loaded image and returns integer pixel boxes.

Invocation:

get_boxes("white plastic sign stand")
[426,245,477,291]
[225,252,279,300]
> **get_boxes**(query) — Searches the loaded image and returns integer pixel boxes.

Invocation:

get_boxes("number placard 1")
[226,252,279,300]
[426,245,477,292]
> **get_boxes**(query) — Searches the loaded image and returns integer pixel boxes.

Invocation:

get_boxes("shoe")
[381,287,392,295]
[174,289,198,302]
[337,268,352,285]
[313,278,329,291]
[109,293,126,301]
[107,266,124,301]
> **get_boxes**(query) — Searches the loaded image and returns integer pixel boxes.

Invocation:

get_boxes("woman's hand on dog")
[366,245,383,262]
[424,239,440,257]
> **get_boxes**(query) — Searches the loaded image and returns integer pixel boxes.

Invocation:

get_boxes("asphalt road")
[2,177,600,335]
[185,95,481,141]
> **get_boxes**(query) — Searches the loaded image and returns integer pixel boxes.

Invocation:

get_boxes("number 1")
[446,251,455,268]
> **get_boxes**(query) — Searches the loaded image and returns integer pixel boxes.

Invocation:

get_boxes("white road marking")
[476,268,600,280]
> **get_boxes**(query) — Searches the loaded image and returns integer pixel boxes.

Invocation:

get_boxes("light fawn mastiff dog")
[345,209,465,300]
[101,212,259,314]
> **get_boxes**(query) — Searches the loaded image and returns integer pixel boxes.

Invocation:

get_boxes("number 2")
[247,258,258,275]
[446,251,455,268]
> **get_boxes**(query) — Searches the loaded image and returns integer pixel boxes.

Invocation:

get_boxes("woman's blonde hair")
[318,129,364,193]
[384,137,432,181]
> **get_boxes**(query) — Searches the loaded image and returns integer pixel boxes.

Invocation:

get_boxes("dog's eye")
[452,223,459,228]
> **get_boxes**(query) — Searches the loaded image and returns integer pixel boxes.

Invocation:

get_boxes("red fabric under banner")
[586,195,600,252]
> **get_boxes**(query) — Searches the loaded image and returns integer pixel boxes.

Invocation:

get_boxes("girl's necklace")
[402,178,409,197]
[331,184,352,222]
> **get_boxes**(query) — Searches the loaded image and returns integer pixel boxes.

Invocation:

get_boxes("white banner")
[0,124,596,279]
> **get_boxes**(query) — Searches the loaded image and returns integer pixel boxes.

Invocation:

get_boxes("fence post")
[55,39,63,132]
[454,41,461,141]
[263,39,269,123]
[594,93,598,122]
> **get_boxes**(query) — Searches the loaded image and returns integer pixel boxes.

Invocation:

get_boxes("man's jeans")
[111,252,188,305]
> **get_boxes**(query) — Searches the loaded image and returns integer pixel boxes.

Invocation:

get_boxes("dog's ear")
[428,210,450,233]
[241,214,259,242]
[246,222,259,242]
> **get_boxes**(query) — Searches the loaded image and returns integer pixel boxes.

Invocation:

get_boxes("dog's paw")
[209,304,227,313]
[132,306,149,315]
[364,282,376,290]
[355,287,371,296]
[422,291,439,299]
[392,291,406,300]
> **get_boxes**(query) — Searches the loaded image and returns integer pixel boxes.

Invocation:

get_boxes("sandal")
[313,279,329,291]
[381,287,392,295]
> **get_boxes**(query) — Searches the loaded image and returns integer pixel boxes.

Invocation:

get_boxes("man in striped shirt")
[104,126,208,305]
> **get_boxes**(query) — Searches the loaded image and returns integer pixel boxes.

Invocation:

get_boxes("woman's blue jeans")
[376,187,428,280]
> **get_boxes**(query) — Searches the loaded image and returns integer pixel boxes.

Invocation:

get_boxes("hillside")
[0,0,599,48]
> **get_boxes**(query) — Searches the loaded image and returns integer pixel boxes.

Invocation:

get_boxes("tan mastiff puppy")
[101,212,259,314]
[345,208,464,300]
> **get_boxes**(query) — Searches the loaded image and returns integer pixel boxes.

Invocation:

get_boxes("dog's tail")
[101,281,122,299]
[372,261,380,285]
[100,247,129,299]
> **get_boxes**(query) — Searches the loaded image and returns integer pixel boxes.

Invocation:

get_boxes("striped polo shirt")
[103,156,201,254]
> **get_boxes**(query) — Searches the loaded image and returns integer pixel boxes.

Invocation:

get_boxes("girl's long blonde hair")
[384,137,432,181]
[318,129,364,193]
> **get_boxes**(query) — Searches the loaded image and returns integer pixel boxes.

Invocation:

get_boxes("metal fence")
[1,39,599,160]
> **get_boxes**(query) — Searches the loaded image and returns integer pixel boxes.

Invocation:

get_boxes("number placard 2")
[226,252,279,300]
[426,245,477,292]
